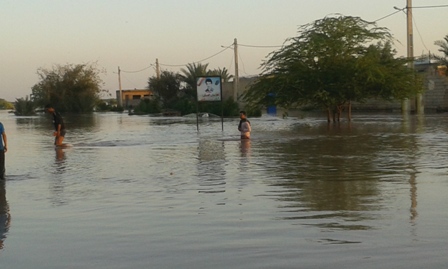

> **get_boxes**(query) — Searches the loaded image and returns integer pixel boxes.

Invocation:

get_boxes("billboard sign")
[196,76,222,102]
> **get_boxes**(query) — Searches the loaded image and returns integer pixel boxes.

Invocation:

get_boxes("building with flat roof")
[116,88,153,108]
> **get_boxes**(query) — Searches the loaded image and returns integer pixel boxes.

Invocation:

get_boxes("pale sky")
[1,0,447,101]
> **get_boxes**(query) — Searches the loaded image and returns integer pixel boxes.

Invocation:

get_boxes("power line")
[412,13,430,52]
[227,52,234,73]
[121,42,279,72]
[121,65,153,73]
[195,46,231,63]
[238,51,248,75]
[375,4,448,22]
[239,44,282,48]
[374,10,401,22]
[120,73,139,88]
[413,4,448,9]
[157,42,281,68]
[159,45,232,67]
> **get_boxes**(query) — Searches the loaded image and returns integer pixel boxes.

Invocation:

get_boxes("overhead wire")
[238,51,248,75]
[121,73,139,88]
[412,4,448,9]
[412,13,430,52]
[159,44,233,67]
[121,65,153,73]
[374,10,402,22]
[374,4,448,22]
[227,52,234,72]
[120,4,448,75]
[238,44,282,48]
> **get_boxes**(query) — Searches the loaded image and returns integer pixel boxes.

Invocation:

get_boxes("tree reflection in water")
[259,121,420,231]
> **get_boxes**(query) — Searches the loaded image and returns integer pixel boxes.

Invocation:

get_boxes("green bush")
[172,98,195,115]
[245,106,262,117]
[14,97,35,116]
[197,97,239,117]
[133,99,161,114]
[110,106,125,112]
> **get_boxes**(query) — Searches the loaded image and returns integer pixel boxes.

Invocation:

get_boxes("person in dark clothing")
[44,104,66,146]
[0,122,7,180]
[238,111,251,139]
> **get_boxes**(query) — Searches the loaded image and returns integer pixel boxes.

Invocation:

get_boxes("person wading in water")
[44,104,66,146]
[238,111,251,139]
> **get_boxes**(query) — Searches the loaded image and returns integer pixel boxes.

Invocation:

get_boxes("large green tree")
[31,63,104,113]
[148,70,182,108]
[243,15,422,121]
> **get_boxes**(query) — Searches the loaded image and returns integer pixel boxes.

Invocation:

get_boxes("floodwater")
[0,110,447,269]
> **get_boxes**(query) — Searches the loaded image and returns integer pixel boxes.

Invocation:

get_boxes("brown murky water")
[0,111,447,268]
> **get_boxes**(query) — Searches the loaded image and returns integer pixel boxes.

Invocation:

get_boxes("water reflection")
[4,112,448,267]
[400,116,420,224]
[50,148,68,206]
[0,180,10,250]
[409,172,418,222]
[261,121,425,230]
[15,116,48,136]
[239,139,251,157]
[197,140,226,194]
[55,148,66,164]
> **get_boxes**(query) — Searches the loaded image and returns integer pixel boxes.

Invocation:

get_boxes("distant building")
[116,89,153,108]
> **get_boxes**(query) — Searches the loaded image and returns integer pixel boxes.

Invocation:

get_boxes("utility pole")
[118,66,123,107]
[233,38,239,103]
[156,58,160,79]
[401,0,414,114]
[406,0,413,64]
[406,0,423,114]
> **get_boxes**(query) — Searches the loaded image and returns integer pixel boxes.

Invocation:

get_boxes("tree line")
[13,15,448,119]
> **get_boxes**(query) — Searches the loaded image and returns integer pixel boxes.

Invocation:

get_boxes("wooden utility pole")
[402,0,415,114]
[118,66,123,107]
[406,0,423,114]
[156,58,160,79]
[406,0,413,64]
[233,38,239,102]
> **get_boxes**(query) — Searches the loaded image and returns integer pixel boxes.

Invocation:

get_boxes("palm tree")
[434,34,448,76]
[208,67,234,82]
[180,63,210,100]
[180,63,209,89]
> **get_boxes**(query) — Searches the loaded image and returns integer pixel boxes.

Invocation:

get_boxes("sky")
[1,0,447,101]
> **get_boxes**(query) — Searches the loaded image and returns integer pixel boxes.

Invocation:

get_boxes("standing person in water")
[44,104,66,146]
[238,110,251,139]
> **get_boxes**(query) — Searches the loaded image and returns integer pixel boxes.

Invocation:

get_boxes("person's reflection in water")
[240,139,251,157]
[55,148,66,162]
[0,180,11,250]
[54,148,67,175]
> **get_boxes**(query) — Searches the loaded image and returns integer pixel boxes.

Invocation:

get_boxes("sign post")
[196,76,223,131]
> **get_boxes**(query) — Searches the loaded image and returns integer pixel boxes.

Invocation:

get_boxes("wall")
[115,89,152,108]
[226,67,448,114]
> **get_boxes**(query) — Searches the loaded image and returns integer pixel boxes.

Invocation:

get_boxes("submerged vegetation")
[14,96,35,116]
